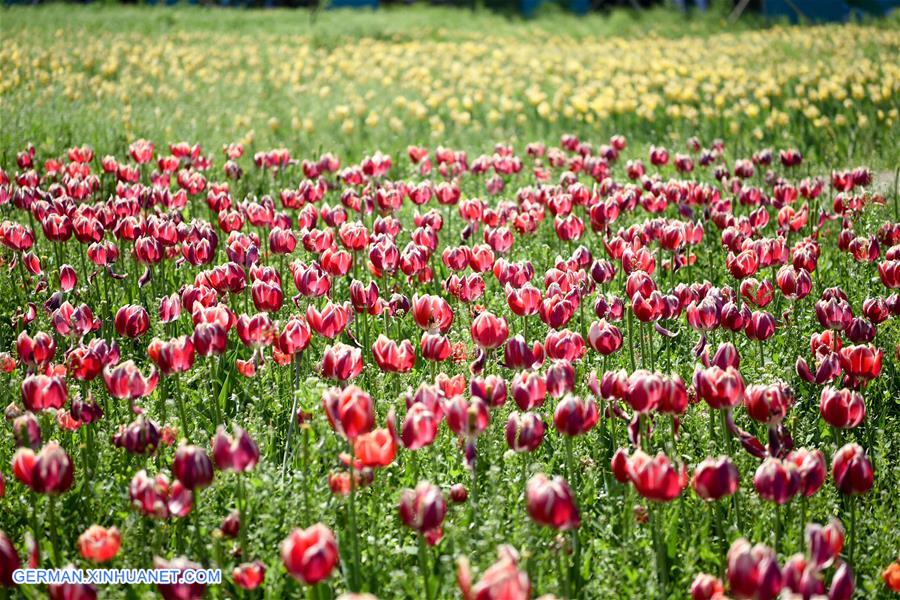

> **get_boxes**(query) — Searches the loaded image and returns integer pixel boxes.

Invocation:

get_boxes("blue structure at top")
[762,0,898,23]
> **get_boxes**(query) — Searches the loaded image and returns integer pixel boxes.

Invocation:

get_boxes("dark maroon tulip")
[398,481,446,535]
[155,556,206,600]
[505,411,545,453]
[13,413,41,449]
[192,322,228,357]
[114,304,150,338]
[806,519,844,569]
[48,569,97,600]
[30,442,74,495]
[526,473,580,530]
[211,425,259,473]
[113,417,161,455]
[753,458,800,505]
[831,443,873,496]
[727,538,783,600]
[172,444,214,490]
[511,371,546,410]
[470,375,507,408]
[745,310,776,341]
[449,483,468,503]
[553,394,598,437]
[786,448,826,497]
[691,456,740,501]
[221,510,240,538]
[829,561,855,600]
[0,530,21,587]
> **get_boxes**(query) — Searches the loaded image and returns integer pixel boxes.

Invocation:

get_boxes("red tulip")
[726,538,783,600]
[212,426,259,472]
[744,382,793,425]
[505,411,545,453]
[690,573,724,600]
[806,519,844,569]
[15,441,73,495]
[21,374,67,412]
[16,330,56,366]
[626,450,687,501]
[78,525,121,563]
[505,283,542,317]
[727,249,759,279]
[306,301,352,339]
[691,456,740,501]
[114,304,150,338]
[128,470,192,519]
[525,473,580,530]
[686,298,721,332]
[372,335,415,373]
[503,335,544,370]
[838,343,883,385]
[471,311,509,350]
[148,336,195,375]
[587,319,623,355]
[815,296,853,331]
[545,360,575,399]
[553,394,598,437]
[753,458,800,505]
[445,396,489,438]
[323,385,374,439]
[511,371,546,410]
[624,369,663,413]
[786,448,826,497]
[470,375,507,407]
[412,294,454,333]
[449,483,468,504]
[399,481,447,537]
[401,403,440,450]
[457,545,530,600]
[776,265,812,300]
[233,561,266,590]
[172,444,214,490]
[819,386,865,429]
[103,361,159,400]
[831,443,873,495]
[236,312,275,347]
[420,332,451,363]
[354,422,397,468]
[693,365,745,409]
[321,343,363,381]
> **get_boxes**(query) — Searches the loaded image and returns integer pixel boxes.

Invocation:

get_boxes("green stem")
[47,495,62,567]
[418,534,434,600]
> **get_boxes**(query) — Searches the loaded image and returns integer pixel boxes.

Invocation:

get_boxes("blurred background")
[2,0,898,22]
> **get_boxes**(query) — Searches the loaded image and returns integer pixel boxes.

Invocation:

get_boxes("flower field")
[1,5,900,600]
